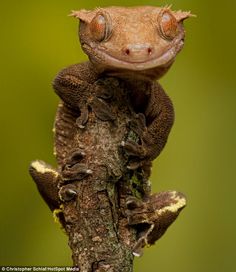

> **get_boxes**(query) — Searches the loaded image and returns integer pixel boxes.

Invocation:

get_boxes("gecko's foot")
[62,163,92,182]
[61,148,92,182]
[122,140,146,158]
[128,113,146,137]
[125,196,150,225]
[29,160,60,211]
[94,77,119,100]
[125,196,153,257]
[125,192,186,256]
[122,141,152,183]
[90,97,117,122]
[76,77,118,125]
[64,148,86,166]
[122,113,147,162]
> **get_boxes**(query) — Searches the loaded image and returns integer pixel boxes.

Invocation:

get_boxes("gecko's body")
[30,6,191,255]
[54,62,173,166]
[52,6,192,168]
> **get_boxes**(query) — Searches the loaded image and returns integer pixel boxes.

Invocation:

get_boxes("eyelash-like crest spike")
[69,9,97,23]
[174,10,196,22]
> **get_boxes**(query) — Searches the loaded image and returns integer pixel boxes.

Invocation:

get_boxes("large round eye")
[89,12,112,42]
[158,10,178,40]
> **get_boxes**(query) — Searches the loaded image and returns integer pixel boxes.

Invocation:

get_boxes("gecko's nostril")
[125,49,130,55]
[147,47,152,55]
[123,45,153,58]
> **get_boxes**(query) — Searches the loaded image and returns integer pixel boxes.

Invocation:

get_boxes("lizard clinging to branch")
[30,6,192,266]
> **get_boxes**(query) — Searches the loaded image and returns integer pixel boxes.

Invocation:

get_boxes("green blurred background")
[0,0,235,271]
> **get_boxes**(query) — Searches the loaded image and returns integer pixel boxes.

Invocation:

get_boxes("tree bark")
[30,76,186,271]
[58,78,145,271]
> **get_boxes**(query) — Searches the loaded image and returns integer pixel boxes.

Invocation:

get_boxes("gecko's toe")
[76,106,89,129]
[59,184,78,202]
[122,140,146,158]
[126,196,143,210]
[62,163,93,182]
[90,97,117,122]
[65,148,86,165]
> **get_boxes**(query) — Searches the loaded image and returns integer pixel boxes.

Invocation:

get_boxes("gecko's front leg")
[123,82,174,176]
[53,62,97,128]
[53,64,118,184]
[53,62,118,126]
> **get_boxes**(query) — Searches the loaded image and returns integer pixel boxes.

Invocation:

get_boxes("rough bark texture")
[30,75,186,271]
[56,78,145,271]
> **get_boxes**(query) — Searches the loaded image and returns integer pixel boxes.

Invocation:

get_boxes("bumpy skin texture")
[53,62,174,166]
[29,6,191,263]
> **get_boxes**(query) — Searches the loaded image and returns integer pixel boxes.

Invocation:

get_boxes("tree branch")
[30,77,186,271]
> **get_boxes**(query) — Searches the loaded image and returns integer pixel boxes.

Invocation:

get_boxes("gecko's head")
[71,6,193,79]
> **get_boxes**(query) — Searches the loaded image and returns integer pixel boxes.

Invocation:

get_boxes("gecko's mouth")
[87,38,184,71]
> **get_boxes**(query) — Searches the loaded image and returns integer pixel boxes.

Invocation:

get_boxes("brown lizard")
[29,6,192,258]
[53,6,192,164]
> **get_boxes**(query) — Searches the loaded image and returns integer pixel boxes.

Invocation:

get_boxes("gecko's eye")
[158,10,178,40]
[89,12,112,42]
